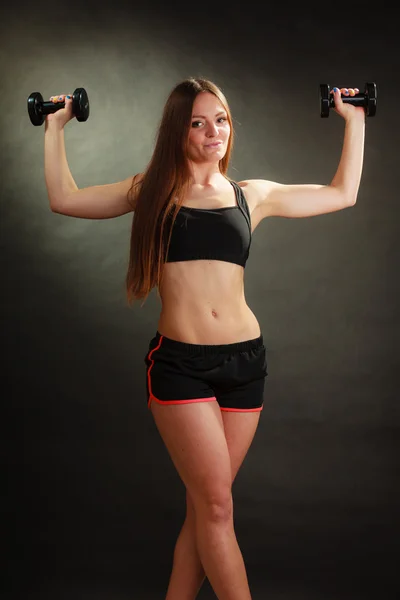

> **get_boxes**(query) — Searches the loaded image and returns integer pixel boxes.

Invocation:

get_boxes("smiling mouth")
[205,142,222,147]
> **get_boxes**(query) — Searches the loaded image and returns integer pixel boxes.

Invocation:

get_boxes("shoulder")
[237,179,280,208]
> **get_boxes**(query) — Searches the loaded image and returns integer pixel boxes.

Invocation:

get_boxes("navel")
[211,309,218,318]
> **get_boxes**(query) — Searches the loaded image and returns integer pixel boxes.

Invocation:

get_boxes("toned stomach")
[157,260,261,345]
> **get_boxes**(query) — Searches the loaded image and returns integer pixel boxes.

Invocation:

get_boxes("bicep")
[243,179,350,219]
[52,174,142,219]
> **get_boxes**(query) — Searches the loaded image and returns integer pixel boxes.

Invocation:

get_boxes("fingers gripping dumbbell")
[27,87,90,126]
[319,82,377,117]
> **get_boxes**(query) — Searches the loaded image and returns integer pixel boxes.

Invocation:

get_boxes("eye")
[191,117,227,128]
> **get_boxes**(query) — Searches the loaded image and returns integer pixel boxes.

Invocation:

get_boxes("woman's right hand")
[45,94,75,129]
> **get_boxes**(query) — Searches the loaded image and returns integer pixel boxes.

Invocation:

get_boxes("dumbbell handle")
[329,94,367,108]
[41,100,67,114]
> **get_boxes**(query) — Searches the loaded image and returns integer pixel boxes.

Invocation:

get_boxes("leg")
[151,399,253,600]
[166,409,261,599]
[164,490,207,600]
[151,400,261,600]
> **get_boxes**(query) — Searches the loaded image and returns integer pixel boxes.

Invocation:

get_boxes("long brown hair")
[125,77,234,306]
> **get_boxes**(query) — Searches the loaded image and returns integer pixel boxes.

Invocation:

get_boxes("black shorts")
[144,331,268,412]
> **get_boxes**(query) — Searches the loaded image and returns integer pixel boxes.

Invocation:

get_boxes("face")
[187,92,231,164]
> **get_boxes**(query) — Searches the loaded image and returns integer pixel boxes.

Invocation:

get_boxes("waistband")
[155,331,264,357]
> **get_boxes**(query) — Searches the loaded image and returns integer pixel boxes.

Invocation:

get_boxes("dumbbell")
[319,82,377,118]
[27,87,90,126]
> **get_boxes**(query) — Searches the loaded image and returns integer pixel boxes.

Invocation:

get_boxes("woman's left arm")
[242,88,366,219]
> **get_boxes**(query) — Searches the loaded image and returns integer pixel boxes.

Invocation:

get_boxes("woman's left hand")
[330,87,366,122]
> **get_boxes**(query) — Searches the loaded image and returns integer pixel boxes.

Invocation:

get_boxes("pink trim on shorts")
[148,396,217,409]
[220,406,264,413]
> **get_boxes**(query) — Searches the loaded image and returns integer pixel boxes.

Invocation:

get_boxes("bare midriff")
[157,259,261,345]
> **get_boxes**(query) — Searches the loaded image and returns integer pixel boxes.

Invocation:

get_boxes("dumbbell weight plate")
[365,82,377,117]
[28,92,45,126]
[319,84,330,118]
[73,88,90,122]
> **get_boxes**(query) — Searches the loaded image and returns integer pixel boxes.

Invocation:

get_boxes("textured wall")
[2,2,399,598]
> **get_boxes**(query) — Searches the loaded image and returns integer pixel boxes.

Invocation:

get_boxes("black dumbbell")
[27,87,90,126]
[319,82,377,118]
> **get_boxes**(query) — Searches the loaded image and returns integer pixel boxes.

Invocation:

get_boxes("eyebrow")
[192,111,227,119]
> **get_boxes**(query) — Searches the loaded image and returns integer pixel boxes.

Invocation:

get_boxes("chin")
[207,147,226,158]
[209,153,226,164]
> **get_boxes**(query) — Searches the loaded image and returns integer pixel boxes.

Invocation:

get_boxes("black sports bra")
[165,180,252,267]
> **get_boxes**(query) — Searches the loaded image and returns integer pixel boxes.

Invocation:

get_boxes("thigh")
[221,409,261,483]
[185,406,261,520]
[150,400,233,511]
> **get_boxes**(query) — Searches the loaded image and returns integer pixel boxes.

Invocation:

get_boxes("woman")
[45,78,365,599]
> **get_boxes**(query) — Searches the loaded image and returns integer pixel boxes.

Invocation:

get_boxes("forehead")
[192,91,226,115]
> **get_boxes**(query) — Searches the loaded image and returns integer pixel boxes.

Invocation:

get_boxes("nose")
[206,122,219,137]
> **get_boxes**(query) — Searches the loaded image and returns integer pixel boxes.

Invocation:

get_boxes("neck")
[188,161,226,186]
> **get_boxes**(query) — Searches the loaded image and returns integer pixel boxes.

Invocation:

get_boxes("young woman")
[45,78,365,599]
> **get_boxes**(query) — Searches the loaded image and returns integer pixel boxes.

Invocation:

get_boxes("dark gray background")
[2,1,399,598]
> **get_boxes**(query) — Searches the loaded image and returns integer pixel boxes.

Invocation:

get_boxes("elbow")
[330,184,357,208]
[346,193,357,207]
[339,189,357,208]
[50,201,64,214]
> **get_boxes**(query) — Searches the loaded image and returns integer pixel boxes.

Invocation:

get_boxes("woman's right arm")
[44,121,139,219]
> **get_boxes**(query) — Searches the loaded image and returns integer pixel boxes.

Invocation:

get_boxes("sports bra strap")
[230,180,251,234]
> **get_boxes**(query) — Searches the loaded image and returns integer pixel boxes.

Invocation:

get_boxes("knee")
[196,488,233,523]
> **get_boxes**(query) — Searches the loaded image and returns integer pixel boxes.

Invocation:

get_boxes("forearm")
[44,124,78,210]
[330,116,365,204]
